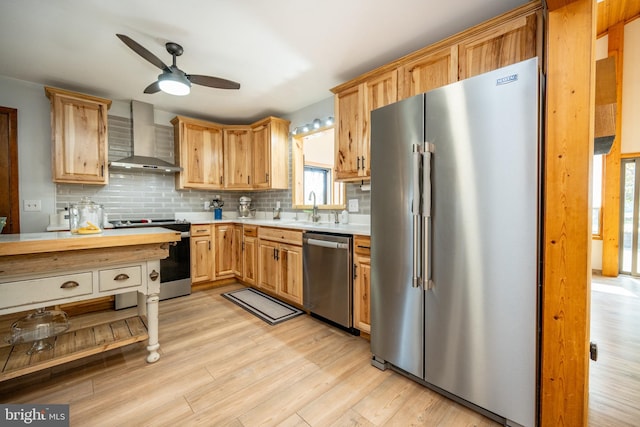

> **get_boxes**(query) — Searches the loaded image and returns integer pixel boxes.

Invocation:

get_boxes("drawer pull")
[357,245,371,250]
[114,273,130,281]
[149,270,160,281]
[60,280,79,289]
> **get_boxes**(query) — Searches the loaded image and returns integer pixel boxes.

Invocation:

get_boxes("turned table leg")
[145,293,160,363]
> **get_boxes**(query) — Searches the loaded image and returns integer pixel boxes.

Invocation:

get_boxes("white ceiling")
[0,0,528,123]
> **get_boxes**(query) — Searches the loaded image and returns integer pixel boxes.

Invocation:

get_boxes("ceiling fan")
[116,34,240,96]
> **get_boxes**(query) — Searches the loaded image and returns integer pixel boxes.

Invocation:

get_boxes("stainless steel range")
[113,219,191,309]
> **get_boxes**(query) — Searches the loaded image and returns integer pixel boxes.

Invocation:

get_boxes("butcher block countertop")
[0,227,181,257]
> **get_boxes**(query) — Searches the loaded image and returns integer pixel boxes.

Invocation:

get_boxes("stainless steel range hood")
[108,100,182,172]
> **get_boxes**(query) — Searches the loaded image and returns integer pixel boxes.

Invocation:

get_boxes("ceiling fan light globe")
[158,73,191,96]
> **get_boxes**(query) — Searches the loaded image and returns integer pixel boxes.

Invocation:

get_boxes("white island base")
[0,228,180,381]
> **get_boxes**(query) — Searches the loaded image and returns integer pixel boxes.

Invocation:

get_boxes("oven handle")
[180,231,190,238]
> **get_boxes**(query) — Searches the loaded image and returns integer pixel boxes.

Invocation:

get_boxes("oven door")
[115,230,192,309]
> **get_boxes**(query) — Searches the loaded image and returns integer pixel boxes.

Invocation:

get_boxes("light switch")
[24,199,42,212]
[348,199,359,212]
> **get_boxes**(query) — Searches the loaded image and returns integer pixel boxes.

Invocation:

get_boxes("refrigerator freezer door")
[370,94,425,379]
[424,58,538,426]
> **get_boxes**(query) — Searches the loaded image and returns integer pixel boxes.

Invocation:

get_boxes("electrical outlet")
[204,201,211,210]
[24,199,42,212]
[348,199,359,213]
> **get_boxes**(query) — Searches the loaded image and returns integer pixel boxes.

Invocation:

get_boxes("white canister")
[340,210,349,224]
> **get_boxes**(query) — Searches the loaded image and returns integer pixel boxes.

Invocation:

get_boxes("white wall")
[0,76,56,232]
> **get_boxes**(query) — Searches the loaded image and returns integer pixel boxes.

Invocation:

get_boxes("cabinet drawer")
[354,236,371,256]
[0,272,93,309]
[258,227,303,245]
[99,265,143,292]
[244,225,258,237]
[191,224,212,236]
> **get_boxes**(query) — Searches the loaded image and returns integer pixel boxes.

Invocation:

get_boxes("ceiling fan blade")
[188,74,241,90]
[116,34,169,72]
[143,81,161,94]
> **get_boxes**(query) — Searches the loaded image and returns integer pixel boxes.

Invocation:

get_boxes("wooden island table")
[0,227,181,381]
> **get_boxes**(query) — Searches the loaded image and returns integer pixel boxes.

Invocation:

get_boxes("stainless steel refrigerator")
[370,58,539,427]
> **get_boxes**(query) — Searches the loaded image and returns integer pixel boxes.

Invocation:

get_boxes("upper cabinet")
[457,12,540,80]
[331,2,542,182]
[334,70,397,181]
[45,86,112,185]
[251,117,290,189]
[173,115,290,191]
[172,116,224,190]
[223,126,252,190]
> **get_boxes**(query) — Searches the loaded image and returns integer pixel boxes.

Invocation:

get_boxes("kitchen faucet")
[308,191,320,222]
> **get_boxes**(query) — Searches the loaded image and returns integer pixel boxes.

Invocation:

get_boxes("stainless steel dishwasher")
[303,232,356,333]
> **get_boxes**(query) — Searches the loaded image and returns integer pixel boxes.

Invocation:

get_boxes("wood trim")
[601,23,624,277]
[0,106,20,233]
[621,152,640,159]
[541,0,594,425]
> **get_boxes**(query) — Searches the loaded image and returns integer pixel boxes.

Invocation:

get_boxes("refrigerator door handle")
[412,144,423,288]
[423,143,435,290]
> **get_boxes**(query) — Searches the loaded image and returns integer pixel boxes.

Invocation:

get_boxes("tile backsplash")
[55,115,370,221]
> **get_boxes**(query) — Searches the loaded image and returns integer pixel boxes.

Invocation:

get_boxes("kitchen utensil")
[0,216,6,233]
[238,196,255,218]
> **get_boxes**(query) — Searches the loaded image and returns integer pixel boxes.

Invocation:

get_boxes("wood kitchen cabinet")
[214,224,235,279]
[333,70,397,182]
[331,2,541,183]
[353,235,371,334]
[223,126,252,189]
[398,46,458,100]
[190,224,213,284]
[251,117,290,189]
[232,224,243,277]
[257,227,303,305]
[242,225,258,285]
[45,86,111,185]
[172,116,224,190]
[457,12,540,81]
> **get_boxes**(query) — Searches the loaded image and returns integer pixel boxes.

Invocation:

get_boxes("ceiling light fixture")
[157,71,191,96]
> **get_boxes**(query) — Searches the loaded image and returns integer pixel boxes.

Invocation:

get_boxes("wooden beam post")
[601,23,624,276]
[542,0,595,425]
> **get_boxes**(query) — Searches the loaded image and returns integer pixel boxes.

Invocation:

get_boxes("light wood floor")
[589,274,640,427]
[0,283,500,427]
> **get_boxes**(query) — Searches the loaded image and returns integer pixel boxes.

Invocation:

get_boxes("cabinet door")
[398,46,458,100]
[232,225,243,277]
[214,224,234,278]
[258,239,278,293]
[458,13,539,80]
[353,254,371,333]
[181,122,224,189]
[224,127,252,189]
[361,70,398,178]
[243,235,257,286]
[278,243,303,305]
[334,85,363,181]
[47,89,110,184]
[191,235,212,283]
[251,123,271,189]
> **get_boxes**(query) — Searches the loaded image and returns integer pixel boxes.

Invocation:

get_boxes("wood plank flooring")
[0,284,499,427]
[588,274,640,427]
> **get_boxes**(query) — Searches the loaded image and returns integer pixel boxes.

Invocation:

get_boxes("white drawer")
[0,272,93,309]
[99,265,143,292]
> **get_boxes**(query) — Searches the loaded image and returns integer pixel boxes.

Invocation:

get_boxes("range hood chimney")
[108,100,182,172]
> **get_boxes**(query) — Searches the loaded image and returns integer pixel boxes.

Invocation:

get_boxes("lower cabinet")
[191,225,213,284]
[353,235,371,333]
[242,225,258,285]
[257,227,303,305]
[214,224,235,279]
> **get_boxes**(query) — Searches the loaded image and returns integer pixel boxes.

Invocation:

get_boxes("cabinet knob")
[60,280,79,289]
[114,273,130,281]
[149,270,160,281]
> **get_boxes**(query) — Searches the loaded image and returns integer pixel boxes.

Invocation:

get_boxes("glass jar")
[69,197,104,234]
